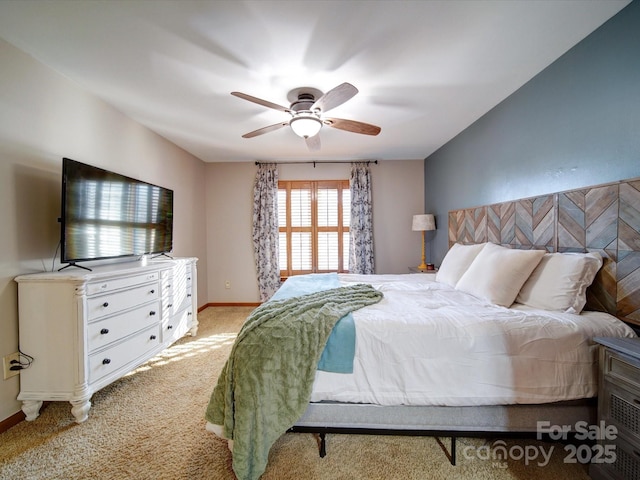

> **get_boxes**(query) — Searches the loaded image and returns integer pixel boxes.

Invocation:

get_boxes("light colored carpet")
[0,306,591,479]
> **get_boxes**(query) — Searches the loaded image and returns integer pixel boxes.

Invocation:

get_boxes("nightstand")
[409,266,438,273]
[590,337,640,480]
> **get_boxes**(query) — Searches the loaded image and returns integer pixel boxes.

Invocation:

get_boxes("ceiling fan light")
[290,116,322,138]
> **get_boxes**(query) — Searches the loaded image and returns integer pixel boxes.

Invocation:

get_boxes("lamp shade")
[290,115,322,138]
[412,214,436,231]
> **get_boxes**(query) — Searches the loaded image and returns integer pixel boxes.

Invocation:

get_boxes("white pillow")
[515,252,603,313]
[455,243,545,307]
[435,243,486,287]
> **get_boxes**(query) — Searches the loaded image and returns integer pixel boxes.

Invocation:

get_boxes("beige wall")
[205,162,259,302]
[205,160,424,303]
[0,38,208,423]
[372,160,428,273]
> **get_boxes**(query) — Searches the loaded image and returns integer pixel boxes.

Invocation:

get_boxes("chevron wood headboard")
[448,177,640,327]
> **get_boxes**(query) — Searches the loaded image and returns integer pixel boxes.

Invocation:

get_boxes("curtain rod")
[255,160,378,167]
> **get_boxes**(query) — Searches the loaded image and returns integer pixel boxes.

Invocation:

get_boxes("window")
[278,180,350,277]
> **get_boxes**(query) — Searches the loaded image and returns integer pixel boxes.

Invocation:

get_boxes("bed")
[206,177,640,480]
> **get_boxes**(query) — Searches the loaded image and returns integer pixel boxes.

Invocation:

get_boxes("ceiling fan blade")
[231,91,291,113]
[311,82,358,113]
[325,118,381,136]
[305,134,321,151]
[242,122,289,138]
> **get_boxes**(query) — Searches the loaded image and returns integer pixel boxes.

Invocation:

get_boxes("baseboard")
[0,409,25,434]
[203,302,260,308]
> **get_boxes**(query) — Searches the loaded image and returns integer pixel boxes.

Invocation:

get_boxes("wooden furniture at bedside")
[408,266,438,273]
[591,337,640,480]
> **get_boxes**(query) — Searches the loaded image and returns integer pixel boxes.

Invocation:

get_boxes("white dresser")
[14,257,198,423]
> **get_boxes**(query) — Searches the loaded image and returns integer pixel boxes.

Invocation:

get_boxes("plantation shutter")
[278,180,349,277]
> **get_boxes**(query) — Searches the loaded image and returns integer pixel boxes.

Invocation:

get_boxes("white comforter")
[310,273,637,406]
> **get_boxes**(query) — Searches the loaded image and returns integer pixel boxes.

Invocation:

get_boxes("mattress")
[309,273,636,406]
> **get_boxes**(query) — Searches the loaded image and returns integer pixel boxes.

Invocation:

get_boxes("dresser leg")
[21,400,43,421]
[70,399,91,423]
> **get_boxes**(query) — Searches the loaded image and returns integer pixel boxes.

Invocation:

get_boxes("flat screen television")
[60,157,174,268]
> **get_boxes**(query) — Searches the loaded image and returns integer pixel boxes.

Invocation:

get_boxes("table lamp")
[412,214,436,270]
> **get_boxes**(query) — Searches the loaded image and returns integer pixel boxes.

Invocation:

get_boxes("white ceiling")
[0,0,630,163]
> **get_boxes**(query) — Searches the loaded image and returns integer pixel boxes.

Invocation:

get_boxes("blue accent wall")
[424,0,640,264]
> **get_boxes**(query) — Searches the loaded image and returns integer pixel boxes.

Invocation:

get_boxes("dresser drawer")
[610,437,640,480]
[603,348,640,391]
[87,283,159,321]
[590,431,640,480]
[86,272,159,296]
[165,288,193,316]
[602,379,640,444]
[88,325,161,383]
[164,307,194,343]
[161,265,192,299]
[87,301,161,353]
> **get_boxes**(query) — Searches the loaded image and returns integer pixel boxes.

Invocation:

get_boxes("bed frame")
[291,177,640,462]
[292,400,596,463]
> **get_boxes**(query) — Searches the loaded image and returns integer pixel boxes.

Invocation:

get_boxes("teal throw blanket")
[270,273,355,373]
[205,283,383,480]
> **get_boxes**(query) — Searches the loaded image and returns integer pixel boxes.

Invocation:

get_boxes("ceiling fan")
[231,82,381,151]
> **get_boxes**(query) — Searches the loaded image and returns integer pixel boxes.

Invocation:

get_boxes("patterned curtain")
[252,163,280,301]
[349,162,375,274]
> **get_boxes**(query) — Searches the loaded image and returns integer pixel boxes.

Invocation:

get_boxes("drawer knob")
[149,311,156,316]
[150,289,155,294]
[102,302,109,308]
[187,294,192,298]
[187,277,191,280]
[100,328,109,335]
[188,312,192,316]
[150,335,157,340]
[102,358,111,365]
[167,325,173,330]
[168,303,173,308]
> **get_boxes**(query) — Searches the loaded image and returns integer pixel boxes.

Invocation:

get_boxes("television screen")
[61,158,174,264]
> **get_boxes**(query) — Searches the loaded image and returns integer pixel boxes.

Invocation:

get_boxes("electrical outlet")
[3,352,21,380]
[225,280,231,289]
